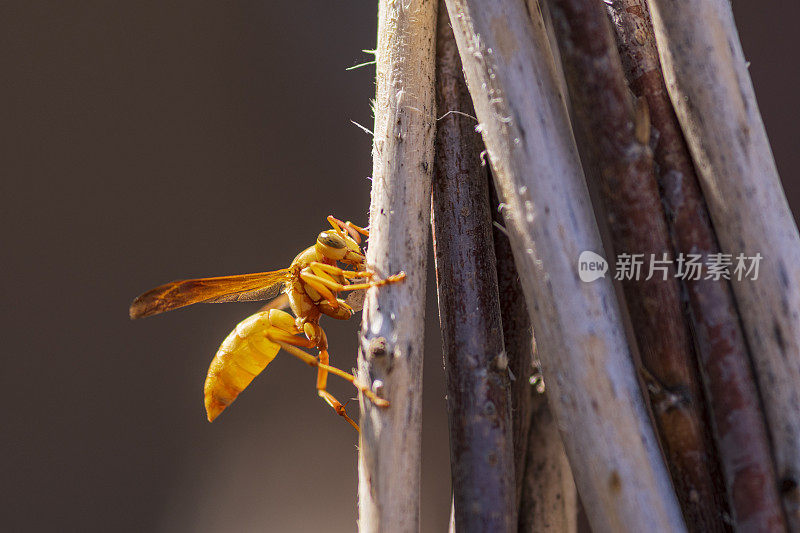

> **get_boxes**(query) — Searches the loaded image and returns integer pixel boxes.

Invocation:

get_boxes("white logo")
[578,251,608,282]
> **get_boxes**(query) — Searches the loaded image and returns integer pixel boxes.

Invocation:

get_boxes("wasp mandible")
[129,216,404,430]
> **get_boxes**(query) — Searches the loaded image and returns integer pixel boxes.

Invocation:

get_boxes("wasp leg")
[302,262,363,308]
[302,263,374,308]
[327,215,357,243]
[303,322,374,431]
[347,222,370,238]
[306,262,351,282]
[318,388,359,431]
[317,348,359,431]
[319,299,353,320]
[339,271,406,291]
[302,322,332,416]
[300,277,338,307]
[269,312,388,411]
[308,261,377,281]
[266,334,357,430]
[328,215,370,242]
[301,270,406,298]
[269,338,390,406]
[271,339,387,430]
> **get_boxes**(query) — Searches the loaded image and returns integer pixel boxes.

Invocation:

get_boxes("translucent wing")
[345,288,366,312]
[130,269,291,319]
[254,285,363,312]
[257,293,291,313]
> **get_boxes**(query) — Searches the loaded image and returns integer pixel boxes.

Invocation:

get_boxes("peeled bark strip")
[431,8,516,531]
[647,1,800,528]
[357,1,437,532]
[443,1,686,530]
[546,0,728,529]
[605,2,787,530]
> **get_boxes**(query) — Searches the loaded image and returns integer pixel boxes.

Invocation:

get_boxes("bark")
[443,0,686,530]
[357,1,437,532]
[605,2,787,531]
[647,0,800,528]
[432,7,516,532]
[546,0,728,529]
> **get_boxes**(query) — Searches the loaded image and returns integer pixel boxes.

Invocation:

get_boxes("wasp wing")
[345,288,366,312]
[343,275,370,312]
[130,269,291,319]
[256,293,291,313]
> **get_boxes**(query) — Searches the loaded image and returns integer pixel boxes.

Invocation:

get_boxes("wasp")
[129,216,404,430]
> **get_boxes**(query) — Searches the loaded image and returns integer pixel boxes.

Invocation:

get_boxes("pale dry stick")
[647,1,800,528]
[432,7,516,532]
[492,176,580,533]
[356,1,437,533]
[546,0,729,529]
[606,1,787,530]
[443,1,686,531]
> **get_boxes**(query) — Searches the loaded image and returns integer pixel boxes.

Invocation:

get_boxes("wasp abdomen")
[204,312,280,422]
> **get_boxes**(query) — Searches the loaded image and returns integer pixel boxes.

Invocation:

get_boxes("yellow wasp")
[129,216,404,429]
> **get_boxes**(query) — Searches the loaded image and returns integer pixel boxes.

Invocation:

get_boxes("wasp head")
[316,231,365,265]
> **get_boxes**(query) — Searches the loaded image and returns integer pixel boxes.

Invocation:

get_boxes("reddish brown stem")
[604,1,788,531]
[431,7,516,532]
[547,0,728,529]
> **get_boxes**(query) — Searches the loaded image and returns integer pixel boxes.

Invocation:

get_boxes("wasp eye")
[318,231,345,249]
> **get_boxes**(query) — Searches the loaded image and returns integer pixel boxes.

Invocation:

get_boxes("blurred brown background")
[1,2,797,532]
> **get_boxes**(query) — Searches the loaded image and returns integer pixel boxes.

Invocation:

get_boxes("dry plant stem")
[443,1,685,531]
[522,0,570,117]
[647,1,800,528]
[357,1,436,532]
[547,0,728,529]
[490,180,534,513]
[605,2,787,530]
[493,185,579,532]
[519,392,578,533]
[493,177,579,532]
[431,7,516,531]
[496,240,533,520]
[497,5,566,513]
